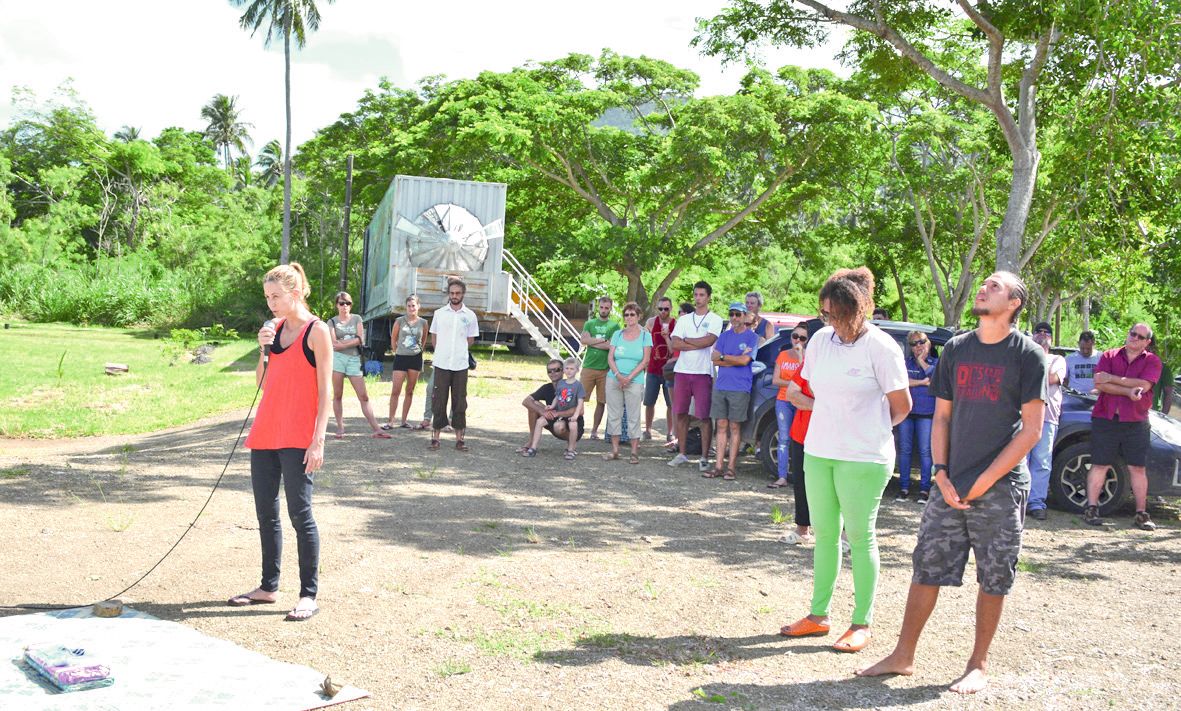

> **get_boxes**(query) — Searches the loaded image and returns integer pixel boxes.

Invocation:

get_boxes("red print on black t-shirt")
[956,363,1005,402]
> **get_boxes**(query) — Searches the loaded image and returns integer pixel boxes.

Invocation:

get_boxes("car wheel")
[511,333,546,357]
[757,416,779,478]
[1050,440,1129,515]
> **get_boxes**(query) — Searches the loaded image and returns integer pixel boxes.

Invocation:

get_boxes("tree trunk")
[1080,295,1091,332]
[622,266,650,313]
[887,254,908,322]
[994,148,1038,272]
[280,20,293,265]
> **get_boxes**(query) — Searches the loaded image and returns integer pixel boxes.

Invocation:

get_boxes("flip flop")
[285,606,320,622]
[371,431,392,439]
[399,422,413,429]
[379,423,394,431]
[602,452,620,461]
[629,454,640,465]
[723,469,737,481]
[333,433,344,440]
[455,440,469,452]
[701,469,724,479]
[832,627,872,653]
[227,593,276,607]
[767,479,788,489]
[779,617,830,637]
[428,439,440,451]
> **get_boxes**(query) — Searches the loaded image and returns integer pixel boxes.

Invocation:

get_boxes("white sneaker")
[667,453,690,467]
[780,530,816,545]
[698,459,712,472]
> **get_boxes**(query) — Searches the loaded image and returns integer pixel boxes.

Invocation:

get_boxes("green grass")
[436,659,472,678]
[0,321,262,438]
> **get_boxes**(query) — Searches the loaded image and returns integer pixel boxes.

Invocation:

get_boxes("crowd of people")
[234,260,1170,694]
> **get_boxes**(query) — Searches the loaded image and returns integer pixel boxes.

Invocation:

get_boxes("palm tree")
[230,0,334,264]
[114,125,141,142]
[201,93,253,172]
[256,139,283,187]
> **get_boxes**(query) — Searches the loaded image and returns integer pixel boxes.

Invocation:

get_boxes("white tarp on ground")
[0,606,368,710]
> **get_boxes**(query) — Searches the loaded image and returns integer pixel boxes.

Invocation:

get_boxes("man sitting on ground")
[519,358,585,459]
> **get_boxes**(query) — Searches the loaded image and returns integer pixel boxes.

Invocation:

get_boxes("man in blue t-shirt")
[705,302,759,480]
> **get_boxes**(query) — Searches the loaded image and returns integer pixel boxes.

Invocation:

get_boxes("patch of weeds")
[691,688,750,707]
[476,520,500,531]
[755,605,773,615]
[689,576,720,589]
[104,513,135,532]
[466,568,506,588]
[495,546,514,557]
[641,580,659,600]
[472,629,555,659]
[56,350,67,383]
[692,687,728,703]
[118,443,136,455]
[436,659,471,678]
[579,632,642,650]
[0,465,32,480]
[1017,559,1045,574]
[524,525,541,544]
[477,593,564,620]
[770,504,788,525]
[413,467,436,480]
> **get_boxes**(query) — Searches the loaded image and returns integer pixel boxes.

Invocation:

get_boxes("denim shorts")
[912,480,1027,596]
[332,352,363,377]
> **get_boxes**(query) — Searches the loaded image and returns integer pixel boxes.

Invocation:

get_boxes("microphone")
[262,319,276,363]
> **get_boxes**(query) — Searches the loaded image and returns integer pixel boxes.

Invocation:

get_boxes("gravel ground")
[2,389,1179,710]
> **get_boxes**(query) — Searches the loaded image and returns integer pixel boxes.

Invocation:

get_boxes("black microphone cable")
[1,361,267,611]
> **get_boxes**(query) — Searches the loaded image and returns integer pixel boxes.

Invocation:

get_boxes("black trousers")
[250,449,319,599]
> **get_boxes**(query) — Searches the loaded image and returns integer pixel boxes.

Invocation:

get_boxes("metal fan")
[396,203,502,271]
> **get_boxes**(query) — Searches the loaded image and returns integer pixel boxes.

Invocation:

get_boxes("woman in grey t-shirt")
[328,291,390,439]
[384,294,428,429]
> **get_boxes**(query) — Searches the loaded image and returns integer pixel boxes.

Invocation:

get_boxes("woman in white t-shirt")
[780,268,911,654]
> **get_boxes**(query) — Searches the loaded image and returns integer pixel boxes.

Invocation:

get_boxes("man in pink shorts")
[668,281,724,471]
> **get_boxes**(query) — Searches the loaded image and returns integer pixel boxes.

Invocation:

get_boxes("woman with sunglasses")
[780,267,910,653]
[895,331,938,502]
[768,324,809,489]
[327,292,390,439]
[604,302,652,464]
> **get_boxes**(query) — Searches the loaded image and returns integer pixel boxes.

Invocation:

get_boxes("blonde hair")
[563,356,581,371]
[264,262,311,303]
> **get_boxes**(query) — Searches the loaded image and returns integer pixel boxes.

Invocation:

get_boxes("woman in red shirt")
[228,262,332,622]
[768,324,808,489]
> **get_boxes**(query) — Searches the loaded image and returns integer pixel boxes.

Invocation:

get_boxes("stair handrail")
[503,248,584,360]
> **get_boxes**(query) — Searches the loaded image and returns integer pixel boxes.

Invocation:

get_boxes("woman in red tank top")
[229,262,332,622]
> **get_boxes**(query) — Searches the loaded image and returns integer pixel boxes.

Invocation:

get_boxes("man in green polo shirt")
[580,296,621,439]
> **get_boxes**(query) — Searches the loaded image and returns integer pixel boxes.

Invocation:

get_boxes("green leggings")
[803,453,891,626]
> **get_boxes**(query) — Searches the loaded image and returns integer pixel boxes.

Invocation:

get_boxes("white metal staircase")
[503,248,584,361]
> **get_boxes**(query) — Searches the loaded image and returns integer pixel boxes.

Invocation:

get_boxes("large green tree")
[424,52,878,311]
[696,0,1181,272]
[231,0,335,265]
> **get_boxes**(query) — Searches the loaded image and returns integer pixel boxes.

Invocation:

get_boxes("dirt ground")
[2,381,1179,710]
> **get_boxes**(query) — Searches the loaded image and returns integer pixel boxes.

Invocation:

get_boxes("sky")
[0,1,846,157]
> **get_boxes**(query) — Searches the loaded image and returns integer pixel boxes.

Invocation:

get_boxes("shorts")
[544,416,585,441]
[392,353,424,372]
[672,373,713,420]
[912,480,1027,596]
[709,388,750,422]
[643,374,671,407]
[332,352,362,377]
[1090,417,1150,467]
[580,368,608,404]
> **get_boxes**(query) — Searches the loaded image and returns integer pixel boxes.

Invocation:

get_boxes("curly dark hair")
[818,267,875,335]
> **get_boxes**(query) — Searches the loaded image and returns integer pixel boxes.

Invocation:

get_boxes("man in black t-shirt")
[858,272,1047,695]
[517,359,565,453]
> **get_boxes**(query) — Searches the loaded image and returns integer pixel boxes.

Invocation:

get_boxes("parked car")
[741,320,1181,515]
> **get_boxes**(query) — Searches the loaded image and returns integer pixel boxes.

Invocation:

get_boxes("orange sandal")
[832,627,872,653]
[779,617,830,637]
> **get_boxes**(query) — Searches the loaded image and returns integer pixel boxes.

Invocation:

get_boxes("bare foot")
[855,651,915,677]
[949,666,988,694]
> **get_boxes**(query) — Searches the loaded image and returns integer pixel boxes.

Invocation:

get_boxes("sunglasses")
[909,339,927,346]
[657,307,670,312]
[791,334,807,341]
[337,301,351,306]
[1034,329,1051,335]
[729,311,745,317]
[547,367,562,373]
[624,312,639,318]
[1129,330,1149,341]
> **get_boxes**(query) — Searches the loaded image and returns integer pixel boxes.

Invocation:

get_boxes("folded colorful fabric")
[23,643,113,692]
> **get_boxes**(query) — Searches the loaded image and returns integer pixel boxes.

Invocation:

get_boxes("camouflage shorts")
[912,481,1028,596]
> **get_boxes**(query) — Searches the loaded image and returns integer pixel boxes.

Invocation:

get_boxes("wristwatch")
[933,464,948,475]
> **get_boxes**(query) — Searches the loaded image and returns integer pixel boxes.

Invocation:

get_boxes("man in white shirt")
[668,281,723,471]
[1064,330,1100,393]
[428,278,479,451]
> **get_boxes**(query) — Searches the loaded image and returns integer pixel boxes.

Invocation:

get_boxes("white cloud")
[0,0,845,157]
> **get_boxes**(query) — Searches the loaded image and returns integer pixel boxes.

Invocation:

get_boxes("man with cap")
[704,300,760,480]
[1064,330,1100,393]
[1027,322,1066,520]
